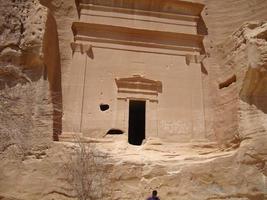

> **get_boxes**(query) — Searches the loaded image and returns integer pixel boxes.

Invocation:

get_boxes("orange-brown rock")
[0,0,267,200]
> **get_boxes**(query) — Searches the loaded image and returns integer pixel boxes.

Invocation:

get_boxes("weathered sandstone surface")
[0,0,267,200]
[0,0,52,155]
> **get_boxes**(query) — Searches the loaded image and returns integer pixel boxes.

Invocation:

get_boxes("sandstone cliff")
[0,0,52,156]
[0,0,267,200]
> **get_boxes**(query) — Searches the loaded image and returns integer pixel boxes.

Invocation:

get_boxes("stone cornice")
[79,3,200,22]
[115,75,162,93]
[74,36,202,53]
[115,75,162,102]
[70,42,94,59]
[72,22,204,53]
[76,0,204,17]
[71,41,203,58]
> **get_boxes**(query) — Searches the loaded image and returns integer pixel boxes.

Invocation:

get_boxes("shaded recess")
[219,75,236,89]
[240,69,267,114]
[43,10,62,141]
[197,16,208,36]
[197,16,208,55]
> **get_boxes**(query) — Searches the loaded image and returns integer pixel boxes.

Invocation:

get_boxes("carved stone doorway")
[115,75,162,144]
[128,100,146,145]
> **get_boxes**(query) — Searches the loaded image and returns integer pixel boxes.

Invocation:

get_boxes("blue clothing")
[147,197,160,200]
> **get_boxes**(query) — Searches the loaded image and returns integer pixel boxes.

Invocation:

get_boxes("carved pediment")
[115,75,162,93]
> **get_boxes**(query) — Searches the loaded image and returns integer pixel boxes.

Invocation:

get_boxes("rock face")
[0,0,267,200]
[0,0,52,155]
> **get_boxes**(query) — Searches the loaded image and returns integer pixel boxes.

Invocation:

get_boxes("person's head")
[152,190,157,197]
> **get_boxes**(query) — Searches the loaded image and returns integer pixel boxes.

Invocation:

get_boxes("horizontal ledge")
[72,22,204,41]
[118,90,159,96]
[72,22,204,52]
[116,75,162,93]
[74,36,202,52]
[80,11,197,29]
[77,0,204,16]
[71,41,202,57]
[79,3,200,22]
[117,97,158,103]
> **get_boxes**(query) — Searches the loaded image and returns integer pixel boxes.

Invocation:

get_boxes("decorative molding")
[70,42,94,58]
[76,0,204,17]
[117,96,159,103]
[115,75,162,94]
[117,90,158,96]
[115,75,162,102]
[115,75,159,103]
[71,41,201,57]
[185,54,206,65]
[72,22,204,53]
[79,3,200,22]
[75,35,202,53]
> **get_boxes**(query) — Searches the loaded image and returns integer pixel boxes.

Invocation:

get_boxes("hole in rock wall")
[106,129,124,135]
[100,104,109,111]
[219,75,237,89]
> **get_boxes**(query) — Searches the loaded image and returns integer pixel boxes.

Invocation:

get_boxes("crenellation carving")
[78,3,200,22]
[185,54,207,65]
[76,0,204,17]
[70,42,93,57]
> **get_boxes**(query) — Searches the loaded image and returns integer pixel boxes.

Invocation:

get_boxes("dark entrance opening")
[128,100,146,145]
